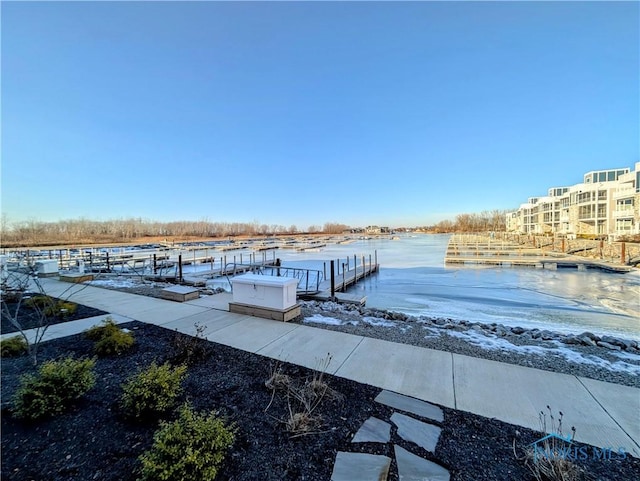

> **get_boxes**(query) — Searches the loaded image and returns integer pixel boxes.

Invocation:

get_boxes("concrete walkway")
[6,278,639,458]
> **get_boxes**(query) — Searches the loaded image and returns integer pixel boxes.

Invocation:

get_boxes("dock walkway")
[445,235,633,273]
[5,278,638,458]
[301,262,379,304]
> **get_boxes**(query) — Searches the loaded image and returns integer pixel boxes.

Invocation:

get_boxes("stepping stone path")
[331,390,450,481]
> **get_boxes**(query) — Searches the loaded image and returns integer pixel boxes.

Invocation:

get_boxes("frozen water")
[276,235,639,340]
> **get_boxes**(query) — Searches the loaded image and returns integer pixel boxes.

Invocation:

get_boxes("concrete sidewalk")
[7,278,639,458]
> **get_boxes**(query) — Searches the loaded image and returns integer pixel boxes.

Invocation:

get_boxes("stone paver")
[394,445,450,481]
[391,412,442,453]
[331,452,391,481]
[351,417,392,443]
[375,390,444,423]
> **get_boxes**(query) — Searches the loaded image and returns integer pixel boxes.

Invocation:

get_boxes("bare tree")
[1,261,88,365]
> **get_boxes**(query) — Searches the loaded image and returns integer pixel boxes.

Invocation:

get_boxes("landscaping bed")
[2,320,639,481]
[1,294,109,335]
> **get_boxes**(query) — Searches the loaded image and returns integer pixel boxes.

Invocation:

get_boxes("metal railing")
[223,263,324,294]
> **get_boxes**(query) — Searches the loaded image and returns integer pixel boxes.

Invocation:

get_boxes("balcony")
[613,208,635,218]
[613,187,636,200]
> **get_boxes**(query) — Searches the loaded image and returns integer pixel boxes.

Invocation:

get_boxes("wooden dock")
[445,235,633,273]
[300,262,379,305]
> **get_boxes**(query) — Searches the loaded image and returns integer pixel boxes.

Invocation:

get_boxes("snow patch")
[303,314,359,327]
[361,317,397,327]
[443,330,640,375]
[88,278,141,289]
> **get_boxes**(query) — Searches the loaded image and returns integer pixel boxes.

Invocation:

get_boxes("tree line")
[0,217,352,247]
[0,211,507,247]
[423,210,508,233]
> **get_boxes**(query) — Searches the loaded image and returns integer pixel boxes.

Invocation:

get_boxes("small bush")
[121,362,187,420]
[12,357,96,420]
[48,300,77,318]
[95,329,135,356]
[24,295,76,318]
[86,318,135,356]
[1,335,28,357]
[24,295,54,310]
[138,403,235,481]
[85,318,120,341]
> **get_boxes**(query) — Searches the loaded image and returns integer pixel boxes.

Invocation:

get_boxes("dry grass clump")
[515,406,583,481]
[264,353,343,437]
[171,322,209,366]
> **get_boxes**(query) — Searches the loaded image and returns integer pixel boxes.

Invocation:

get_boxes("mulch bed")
[1,295,109,335]
[2,319,639,481]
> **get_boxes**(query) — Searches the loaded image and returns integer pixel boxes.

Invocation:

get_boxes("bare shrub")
[265,353,342,437]
[514,406,583,481]
[171,322,209,366]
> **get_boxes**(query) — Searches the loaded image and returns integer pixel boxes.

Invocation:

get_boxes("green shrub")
[24,295,54,310]
[94,329,135,356]
[24,295,77,318]
[85,318,121,341]
[86,318,135,356]
[121,362,187,420]
[13,357,96,420]
[1,335,28,357]
[139,403,235,481]
[48,300,77,318]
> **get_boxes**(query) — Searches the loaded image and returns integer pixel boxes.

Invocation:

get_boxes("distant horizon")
[2,2,637,227]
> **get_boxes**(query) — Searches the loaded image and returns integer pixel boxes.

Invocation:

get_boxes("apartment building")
[506,162,640,239]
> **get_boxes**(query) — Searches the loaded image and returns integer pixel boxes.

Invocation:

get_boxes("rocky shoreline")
[298,301,640,388]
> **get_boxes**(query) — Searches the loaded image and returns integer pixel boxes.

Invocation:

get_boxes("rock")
[601,335,619,345]
[562,336,582,345]
[578,336,597,347]
[495,327,508,337]
[597,341,622,351]
[511,326,526,335]
[540,330,555,341]
[391,312,407,321]
[580,331,600,342]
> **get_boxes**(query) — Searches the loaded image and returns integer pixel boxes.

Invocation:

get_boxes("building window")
[597,204,607,217]
[616,219,633,232]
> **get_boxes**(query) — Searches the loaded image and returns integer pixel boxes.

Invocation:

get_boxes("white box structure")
[230,273,300,321]
[35,260,59,277]
[232,274,297,310]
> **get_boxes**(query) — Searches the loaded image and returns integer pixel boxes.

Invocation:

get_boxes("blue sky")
[2,1,638,229]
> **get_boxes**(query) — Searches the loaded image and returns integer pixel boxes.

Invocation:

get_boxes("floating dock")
[445,235,633,273]
[300,262,379,305]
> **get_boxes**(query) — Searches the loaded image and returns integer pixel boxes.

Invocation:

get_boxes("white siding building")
[506,163,640,239]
